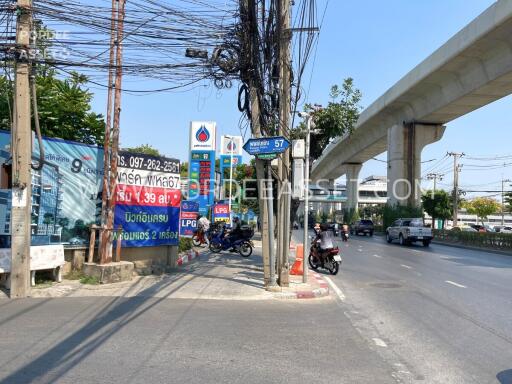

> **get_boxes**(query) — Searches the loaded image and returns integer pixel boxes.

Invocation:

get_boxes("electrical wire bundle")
[235,0,319,137]
[1,0,239,93]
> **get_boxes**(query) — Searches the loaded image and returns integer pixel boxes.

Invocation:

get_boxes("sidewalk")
[28,244,329,300]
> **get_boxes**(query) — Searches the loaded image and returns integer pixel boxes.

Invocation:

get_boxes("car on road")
[351,219,375,236]
[452,225,478,232]
[386,218,433,247]
[499,226,512,233]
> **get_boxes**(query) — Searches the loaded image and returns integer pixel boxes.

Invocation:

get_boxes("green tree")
[422,190,452,229]
[290,78,362,161]
[0,70,105,145]
[464,197,500,225]
[124,144,161,156]
[180,162,188,178]
[0,22,105,144]
[505,191,512,212]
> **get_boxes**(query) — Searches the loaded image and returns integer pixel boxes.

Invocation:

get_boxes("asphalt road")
[1,235,511,384]
[320,232,512,384]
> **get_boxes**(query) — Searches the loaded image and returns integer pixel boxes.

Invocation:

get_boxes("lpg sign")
[179,201,199,237]
[213,203,230,224]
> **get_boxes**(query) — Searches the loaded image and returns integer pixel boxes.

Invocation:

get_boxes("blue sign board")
[180,201,199,237]
[243,136,290,155]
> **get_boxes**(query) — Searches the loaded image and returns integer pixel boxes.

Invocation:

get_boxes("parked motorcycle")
[308,237,342,275]
[208,225,254,257]
[192,228,209,247]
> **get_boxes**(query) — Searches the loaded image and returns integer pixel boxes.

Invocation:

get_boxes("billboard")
[0,130,104,248]
[0,130,182,248]
[190,121,216,151]
[189,121,216,216]
[220,135,243,156]
[114,151,181,247]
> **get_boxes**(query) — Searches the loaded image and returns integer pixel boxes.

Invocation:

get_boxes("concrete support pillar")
[387,123,446,207]
[345,163,362,212]
[328,179,335,217]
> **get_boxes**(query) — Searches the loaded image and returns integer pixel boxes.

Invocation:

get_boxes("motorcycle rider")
[197,215,210,233]
[314,223,334,263]
[227,217,242,251]
[342,223,349,242]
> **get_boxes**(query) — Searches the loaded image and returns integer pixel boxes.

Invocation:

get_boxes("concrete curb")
[431,240,512,256]
[176,248,200,266]
[273,271,330,300]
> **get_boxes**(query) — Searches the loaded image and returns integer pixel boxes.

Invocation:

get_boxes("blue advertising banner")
[114,205,180,247]
[179,201,199,237]
[114,151,181,247]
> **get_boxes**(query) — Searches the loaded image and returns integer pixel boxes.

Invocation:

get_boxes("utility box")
[292,139,305,159]
[292,159,304,199]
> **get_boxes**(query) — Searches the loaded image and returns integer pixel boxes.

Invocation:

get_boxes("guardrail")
[433,229,512,252]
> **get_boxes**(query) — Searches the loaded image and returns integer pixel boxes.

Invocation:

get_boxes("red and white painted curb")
[176,249,200,266]
[275,271,330,300]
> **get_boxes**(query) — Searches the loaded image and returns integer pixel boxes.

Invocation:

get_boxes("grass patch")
[79,275,100,285]
[64,270,85,280]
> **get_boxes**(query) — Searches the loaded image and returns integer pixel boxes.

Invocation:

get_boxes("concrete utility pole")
[276,0,291,287]
[426,172,443,192]
[241,0,271,285]
[448,152,464,227]
[10,0,33,298]
[301,113,312,284]
[501,177,511,226]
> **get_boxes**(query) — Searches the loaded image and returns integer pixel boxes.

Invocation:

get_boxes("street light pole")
[302,114,311,284]
[226,135,234,222]
[501,177,511,226]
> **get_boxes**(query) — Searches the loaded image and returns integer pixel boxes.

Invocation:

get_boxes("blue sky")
[89,0,511,197]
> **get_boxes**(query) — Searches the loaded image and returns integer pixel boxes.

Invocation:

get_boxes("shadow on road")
[0,271,204,384]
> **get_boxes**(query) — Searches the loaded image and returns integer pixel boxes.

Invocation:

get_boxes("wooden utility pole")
[10,0,32,298]
[448,152,464,227]
[99,0,118,264]
[101,0,126,264]
[276,0,291,287]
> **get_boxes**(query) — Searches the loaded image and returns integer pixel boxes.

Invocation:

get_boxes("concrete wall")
[64,245,179,275]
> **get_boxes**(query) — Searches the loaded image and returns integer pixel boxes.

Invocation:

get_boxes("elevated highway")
[311,0,512,207]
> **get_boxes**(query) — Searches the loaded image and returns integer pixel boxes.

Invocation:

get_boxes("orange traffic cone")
[290,244,304,275]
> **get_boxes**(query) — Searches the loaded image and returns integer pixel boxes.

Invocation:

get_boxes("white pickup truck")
[386,218,433,247]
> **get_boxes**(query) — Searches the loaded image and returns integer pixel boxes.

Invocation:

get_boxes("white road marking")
[373,254,382,258]
[324,276,345,301]
[357,249,363,252]
[400,264,412,269]
[445,280,467,288]
[372,338,387,347]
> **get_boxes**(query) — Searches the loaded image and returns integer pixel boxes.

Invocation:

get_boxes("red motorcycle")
[308,238,342,275]
[192,228,209,247]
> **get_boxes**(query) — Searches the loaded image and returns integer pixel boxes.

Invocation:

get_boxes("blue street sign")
[243,136,290,155]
